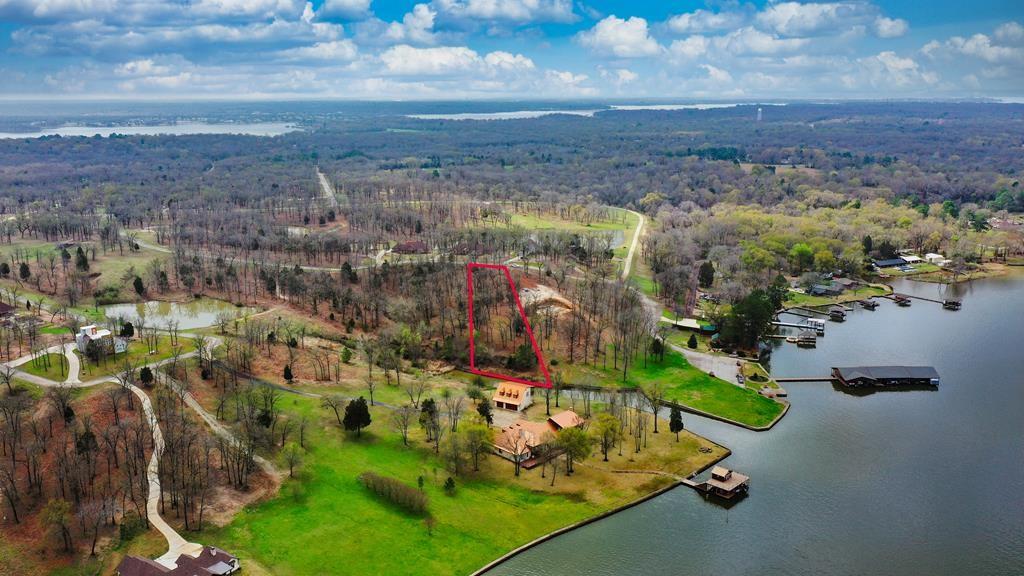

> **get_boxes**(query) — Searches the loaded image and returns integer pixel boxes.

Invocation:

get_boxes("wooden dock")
[885,293,944,305]
[774,376,835,383]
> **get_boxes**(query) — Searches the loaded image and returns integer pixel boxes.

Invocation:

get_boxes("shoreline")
[470,441,734,576]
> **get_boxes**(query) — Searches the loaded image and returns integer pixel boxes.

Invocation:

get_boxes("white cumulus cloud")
[318,0,372,19]
[667,9,747,34]
[577,15,661,58]
[434,0,575,23]
[873,16,908,38]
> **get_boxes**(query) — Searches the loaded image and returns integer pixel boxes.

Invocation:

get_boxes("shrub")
[358,471,428,515]
[444,477,456,496]
[119,512,147,543]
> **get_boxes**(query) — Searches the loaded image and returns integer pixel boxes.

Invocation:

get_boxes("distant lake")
[407,110,600,121]
[103,299,257,331]
[488,274,1024,576]
[0,121,299,139]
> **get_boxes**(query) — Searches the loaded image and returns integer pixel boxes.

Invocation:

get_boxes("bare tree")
[390,404,416,446]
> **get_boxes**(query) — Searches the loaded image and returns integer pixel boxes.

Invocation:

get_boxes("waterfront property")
[493,410,586,465]
[832,366,940,388]
[828,306,847,321]
[874,257,908,269]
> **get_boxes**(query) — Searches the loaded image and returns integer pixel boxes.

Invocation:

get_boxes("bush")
[444,477,456,496]
[358,471,428,515]
[119,512,147,543]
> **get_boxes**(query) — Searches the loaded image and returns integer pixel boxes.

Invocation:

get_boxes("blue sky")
[0,0,1021,100]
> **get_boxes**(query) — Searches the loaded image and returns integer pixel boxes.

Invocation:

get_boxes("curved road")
[3,336,223,569]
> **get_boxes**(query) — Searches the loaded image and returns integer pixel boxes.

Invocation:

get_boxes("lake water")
[407,110,601,121]
[487,275,1024,576]
[0,121,298,139]
[103,299,256,331]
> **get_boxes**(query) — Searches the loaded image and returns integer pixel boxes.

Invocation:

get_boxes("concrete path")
[4,334,223,568]
[668,343,742,385]
[62,343,81,384]
[129,381,204,568]
[316,167,340,209]
[621,210,645,281]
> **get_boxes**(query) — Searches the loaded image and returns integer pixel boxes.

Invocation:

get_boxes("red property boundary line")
[466,262,552,389]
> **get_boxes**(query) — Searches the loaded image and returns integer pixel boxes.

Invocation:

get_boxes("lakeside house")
[75,324,128,355]
[493,410,586,465]
[832,366,940,388]
[873,257,907,269]
[492,382,533,412]
[116,546,239,576]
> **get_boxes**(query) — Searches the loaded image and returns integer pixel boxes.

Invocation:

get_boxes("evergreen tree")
[139,366,153,387]
[698,261,715,288]
[669,406,684,442]
[687,333,698,349]
[133,276,145,296]
[75,246,89,272]
[283,365,293,382]
[343,397,372,437]
[476,399,493,425]
[18,262,30,280]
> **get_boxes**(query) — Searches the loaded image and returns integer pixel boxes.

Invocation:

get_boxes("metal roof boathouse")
[832,366,940,388]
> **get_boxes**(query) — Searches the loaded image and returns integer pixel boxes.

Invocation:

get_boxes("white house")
[925,253,945,264]
[76,325,128,355]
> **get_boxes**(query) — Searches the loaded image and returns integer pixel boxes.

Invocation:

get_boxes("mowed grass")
[560,349,784,428]
[18,352,69,381]
[509,207,637,245]
[203,400,608,576]
[785,284,888,308]
[76,336,179,378]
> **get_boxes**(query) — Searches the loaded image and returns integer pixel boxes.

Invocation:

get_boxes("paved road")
[316,167,340,210]
[621,210,645,281]
[133,381,205,568]
[4,335,222,568]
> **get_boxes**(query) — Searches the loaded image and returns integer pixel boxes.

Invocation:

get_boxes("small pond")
[103,299,257,331]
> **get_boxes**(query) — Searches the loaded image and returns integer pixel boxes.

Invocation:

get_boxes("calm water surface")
[488,275,1024,576]
[0,122,298,139]
[103,299,256,330]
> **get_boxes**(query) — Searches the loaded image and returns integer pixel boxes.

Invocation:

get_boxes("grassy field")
[200,398,643,576]
[559,349,784,428]
[18,353,69,381]
[76,336,179,379]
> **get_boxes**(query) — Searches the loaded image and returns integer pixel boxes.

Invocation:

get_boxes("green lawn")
[785,284,888,308]
[19,352,69,381]
[77,336,180,378]
[559,348,784,428]
[508,207,637,249]
[201,400,610,576]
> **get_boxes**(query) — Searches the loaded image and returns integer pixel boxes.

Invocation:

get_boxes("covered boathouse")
[832,366,940,388]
